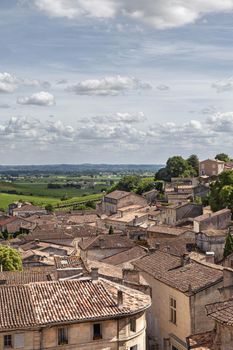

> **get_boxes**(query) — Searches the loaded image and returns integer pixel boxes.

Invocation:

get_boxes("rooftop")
[206,298,233,325]
[0,279,151,331]
[79,234,134,250]
[102,246,148,266]
[194,208,231,222]
[105,190,131,200]
[134,250,223,294]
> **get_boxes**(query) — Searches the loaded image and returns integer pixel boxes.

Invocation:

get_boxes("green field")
[0,192,103,212]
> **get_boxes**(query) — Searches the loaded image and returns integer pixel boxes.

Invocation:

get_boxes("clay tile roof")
[105,190,130,200]
[187,330,214,350]
[54,256,84,269]
[206,298,233,325]
[78,234,134,250]
[0,267,57,285]
[0,279,151,330]
[102,246,148,266]
[194,208,231,222]
[13,204,46,212]
[133,251,223,293]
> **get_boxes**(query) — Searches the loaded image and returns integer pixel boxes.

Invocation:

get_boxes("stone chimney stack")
[117,290,123,307]
[205,251,215,264]
[122,268,140,284]
[91,267,99,282]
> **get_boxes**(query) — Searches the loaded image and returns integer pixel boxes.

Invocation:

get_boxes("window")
[93,323,102,340]
[130,318,136,332]
[130,346,138,350]
[4,335,12,348]
[58,327,68,345]
[170,297,177,324]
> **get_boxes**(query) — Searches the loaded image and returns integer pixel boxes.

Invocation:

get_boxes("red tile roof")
[206,298,233,325]
[0,279,151,330]
[134,251,223,294]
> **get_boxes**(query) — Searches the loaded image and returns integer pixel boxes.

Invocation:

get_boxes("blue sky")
[0,0,233,164]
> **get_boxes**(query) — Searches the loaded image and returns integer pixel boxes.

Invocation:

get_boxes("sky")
[0,0,233,164]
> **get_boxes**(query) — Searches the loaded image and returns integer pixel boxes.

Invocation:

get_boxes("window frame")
[57,327,68,346]
[170,297,177,325]
[93,323,102,340]
[130,317,136,332]
[4,334,12,348]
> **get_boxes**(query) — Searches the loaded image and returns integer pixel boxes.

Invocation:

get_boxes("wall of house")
[199,160,224,177]
[196,234,226,261]
[117,194,147,210]
[140,271,191,350]
[212,323,233,350]
[0,314,147,350]
[190,281,222,335]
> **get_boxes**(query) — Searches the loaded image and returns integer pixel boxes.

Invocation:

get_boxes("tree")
[136,178,155,195]
[0,245,22,271]
[224,231,233,258]
[108,226,114,235]
[215,153,231,162]
[111,175,140,192]
[209,170,233,214]
[187,154,199,175]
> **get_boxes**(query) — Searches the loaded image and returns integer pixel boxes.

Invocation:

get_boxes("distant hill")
[0,164,164,175]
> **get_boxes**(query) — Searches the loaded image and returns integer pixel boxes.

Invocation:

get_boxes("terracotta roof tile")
[206,298,233,325]
[0,279,151,330]
[134,251,223,293]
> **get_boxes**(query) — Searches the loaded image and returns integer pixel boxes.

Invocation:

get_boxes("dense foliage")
[215,153,232,162]
[0,245,22,271]
[110,175,156,194]
[155,155,199,181]
[209,170,233,214]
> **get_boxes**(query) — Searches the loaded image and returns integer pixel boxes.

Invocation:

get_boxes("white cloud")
[0,73,18,93]
[0,72,51,93]
[157,84,170,91]
[66,75,151,96]
[85,112,145,124]
[0,112,232,157]
[17,91,55,106]
[212,77,233,92]
[27,0,233,29]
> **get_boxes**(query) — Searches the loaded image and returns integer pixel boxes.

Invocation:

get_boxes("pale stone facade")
[0,314,147,350]
[199,159,225,177]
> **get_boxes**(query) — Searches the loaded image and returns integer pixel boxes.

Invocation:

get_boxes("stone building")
[97,190,147,216]
[79,234,135,261]
[199,159,225,177]
[133,250,223,350]
[156,202,203,226]
[193,208,231,233]
[0,278,151,350]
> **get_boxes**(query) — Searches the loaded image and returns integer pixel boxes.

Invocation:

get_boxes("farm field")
[0,192,103,211]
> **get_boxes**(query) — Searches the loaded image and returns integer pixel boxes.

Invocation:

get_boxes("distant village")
[0,157,232,350]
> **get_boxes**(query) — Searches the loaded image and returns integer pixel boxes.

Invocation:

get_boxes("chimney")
[155,243,160,250]
[166,246,170,253]
[117,290,123,307]
[122,268,140,284]
[205,251,215,264]
[91,267,99,281]
[180,253,190,267]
